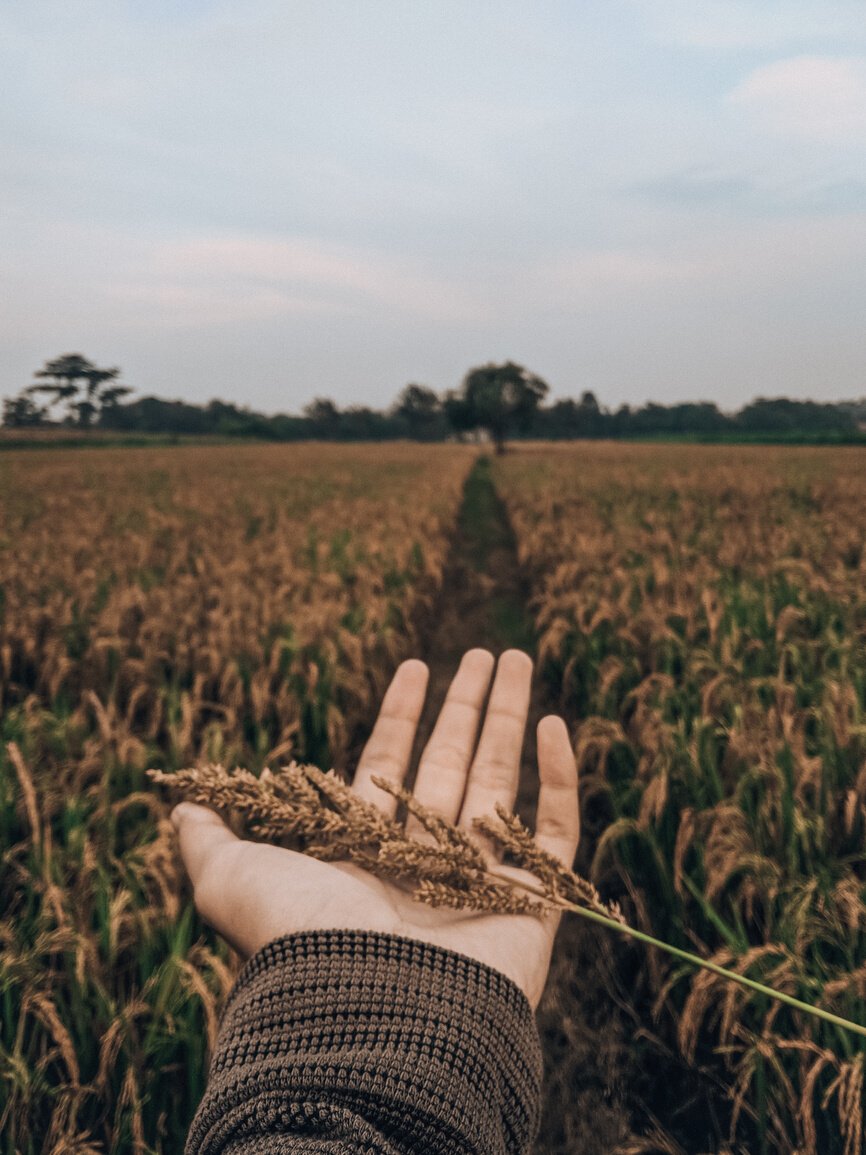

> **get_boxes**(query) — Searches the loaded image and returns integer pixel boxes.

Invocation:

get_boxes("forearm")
[185,929,543,1155]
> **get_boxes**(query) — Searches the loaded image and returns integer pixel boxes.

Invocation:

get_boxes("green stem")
[565,901,866,1040]
[488,870,866,1043]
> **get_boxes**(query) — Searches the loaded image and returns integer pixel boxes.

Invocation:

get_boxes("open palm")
[172,648,580,1008]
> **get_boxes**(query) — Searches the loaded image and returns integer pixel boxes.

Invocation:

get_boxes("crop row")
[495,443,866,1155]
[0,443,474,1154]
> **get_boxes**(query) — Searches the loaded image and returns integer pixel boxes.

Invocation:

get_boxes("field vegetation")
[3,439,866,1154]
[495,443,866,1154]
[0,442,473,1153]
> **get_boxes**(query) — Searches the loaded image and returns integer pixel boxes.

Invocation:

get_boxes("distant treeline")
[96,391,866,443]
[4,354,865,444]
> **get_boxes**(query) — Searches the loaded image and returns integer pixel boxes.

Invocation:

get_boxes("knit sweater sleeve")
[185,929,543,1155]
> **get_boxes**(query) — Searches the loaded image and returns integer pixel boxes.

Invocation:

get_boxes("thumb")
[171,802,240,890]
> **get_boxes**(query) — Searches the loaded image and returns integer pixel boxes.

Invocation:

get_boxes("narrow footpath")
[407,458,641,1155]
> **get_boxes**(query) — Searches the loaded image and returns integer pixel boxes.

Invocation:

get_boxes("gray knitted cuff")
[186,929,543,1155]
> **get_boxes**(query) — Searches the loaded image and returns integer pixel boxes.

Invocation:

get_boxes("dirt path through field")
[342,456,724,1151]
[406,457,641,1155]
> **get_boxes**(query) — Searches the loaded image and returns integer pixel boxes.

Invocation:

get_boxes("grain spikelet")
[475,803,626,923]
[637,770,669,829]
[703,805,755,902]
[83,689,114,744]
[843,789,860,839]
[718,947,797,1049]
[727,1027,796,1145]
[612,1128,688,1154]
[7,741,41,850]
[117,1066,146,1154]
[27,992,80,1086]
[829,875,866,934]
[413,878,544,915]
[149,761,625,923]
[822,1054,864,1155]
[820,959,866,1005]
[597,655,627,701]
[177,958,221,1055]
[678,947,734,1063]
[574,717,627,776]
[774,604,807,644]
[791,1042,837,1155]
[700,672,730,717]
[189,942,240,997]
[672,808,697,898]
[95,1017,127,1094]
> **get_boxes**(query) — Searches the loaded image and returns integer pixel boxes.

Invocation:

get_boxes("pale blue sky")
[3,1,865,413]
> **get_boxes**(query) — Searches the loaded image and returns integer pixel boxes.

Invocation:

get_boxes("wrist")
[188,928,543,1155]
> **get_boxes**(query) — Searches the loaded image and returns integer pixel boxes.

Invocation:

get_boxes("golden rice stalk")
[117,1065,147,1155]
[176,957,221,1055]
[26,992,80,1087]
[7,741,41,851]
[775,1039,837,1155]
[148,761,615,921]
[822,1054,864,1155]
[95,1017,128,1096]
[473,803,625,922]
[151,760,866,1046]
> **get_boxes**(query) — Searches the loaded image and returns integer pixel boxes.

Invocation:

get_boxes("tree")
[444,361,549,453]
[737,397,856,436]
[575,390,606,437]
[303,397,343,438]
[101,395,212,435]
[340,406,395,441]
[2,393,47,427]
[25,353,132,427]
[391,383,444,440]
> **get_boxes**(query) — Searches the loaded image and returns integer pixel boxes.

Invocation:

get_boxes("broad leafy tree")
[445,361,549,453]
[302,397,343,438]
[391,383,444,440]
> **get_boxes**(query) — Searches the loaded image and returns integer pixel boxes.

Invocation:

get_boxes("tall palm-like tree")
[26,354,131,427]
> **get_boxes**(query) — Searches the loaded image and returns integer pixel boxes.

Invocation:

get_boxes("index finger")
[352,659,429,817]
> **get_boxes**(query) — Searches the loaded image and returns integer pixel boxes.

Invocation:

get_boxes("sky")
[3,1,866,415]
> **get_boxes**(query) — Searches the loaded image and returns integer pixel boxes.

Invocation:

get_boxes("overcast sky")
[3,1,865,414]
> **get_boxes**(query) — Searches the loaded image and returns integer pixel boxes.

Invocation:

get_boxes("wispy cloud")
[728,56,866,145]
[144,235,489,326]
[3,1,866,409]
[525,212,866,307]
[630,165,866,216]
[631,167,757,208]
[635,1,866,51]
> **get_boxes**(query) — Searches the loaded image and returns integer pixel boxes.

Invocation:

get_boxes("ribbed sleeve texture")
[185,929,543,1155]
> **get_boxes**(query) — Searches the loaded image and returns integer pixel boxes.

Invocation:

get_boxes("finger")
[352,658,429,817]
[534,715,580,865]
[406,649,495,840]
[171,802,240,890]
[457,649,532,853]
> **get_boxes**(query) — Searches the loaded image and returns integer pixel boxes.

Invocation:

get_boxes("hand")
[171,648,580,1008]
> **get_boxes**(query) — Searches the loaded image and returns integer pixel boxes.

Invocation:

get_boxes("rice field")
[495,443,866,1155]
[0,442,474,1153]
[2,439,866,1153]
